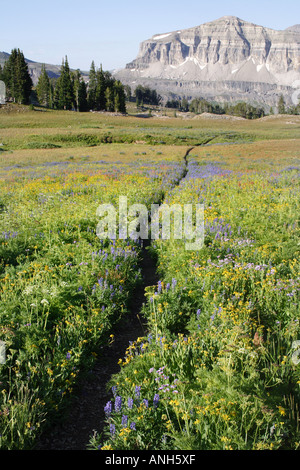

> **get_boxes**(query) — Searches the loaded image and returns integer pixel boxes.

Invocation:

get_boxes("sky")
[1,0,299,72]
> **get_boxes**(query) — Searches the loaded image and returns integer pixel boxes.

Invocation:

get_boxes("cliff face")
[115,16,300,107]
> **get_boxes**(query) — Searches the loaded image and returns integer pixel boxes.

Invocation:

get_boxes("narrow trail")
[35,140,214,450]
[183,137,216,164]
[35,239,158,450]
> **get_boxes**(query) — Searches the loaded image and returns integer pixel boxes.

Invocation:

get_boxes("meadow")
[0,105,299,450]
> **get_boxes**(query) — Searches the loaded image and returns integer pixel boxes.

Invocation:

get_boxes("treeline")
[0,49,127,113]
[2,49,299,117]
[276,94,300,115]
[166,95,300,118]
[37,57,126,112]
[166,97,266,119]
[84,61,126,113]
[134,85,162,106]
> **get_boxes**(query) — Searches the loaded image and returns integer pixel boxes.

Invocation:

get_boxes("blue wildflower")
[104,401,112,417]
[121,415,128,427]
[153,394,160,408]
[127,397,133,409]
[114,395,122,412]
[110,423,116,436]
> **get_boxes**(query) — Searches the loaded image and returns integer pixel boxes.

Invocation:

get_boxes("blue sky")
[1,0,299,71]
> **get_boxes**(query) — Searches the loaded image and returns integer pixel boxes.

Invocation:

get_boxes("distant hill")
[285,24,300,33]
[0,52,10,62]
[114,16,300,107]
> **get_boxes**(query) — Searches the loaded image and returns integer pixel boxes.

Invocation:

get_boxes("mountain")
[114,16,300,107]
[285,25,300,33]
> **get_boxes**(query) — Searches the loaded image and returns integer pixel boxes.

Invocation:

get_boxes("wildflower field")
[0,107,299,450]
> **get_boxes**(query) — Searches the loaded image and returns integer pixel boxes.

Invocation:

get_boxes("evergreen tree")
[87,61,97,110]
[114,80,126,113]
[2,48,32,104]
[49,56,126,113]
[95,65,106,110]
[48,79,55,109]
[77,77,88,112]
[54,56,74,110]
[105,86,114,111]
[134,85,161,106]
[278,94,286,114]
[36,64,51,107]
[124,84,132,102]
[72,69,81,111]
[16,50,33,104]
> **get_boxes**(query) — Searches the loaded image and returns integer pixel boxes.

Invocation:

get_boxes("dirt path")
[35,143,207,450]
[35,240,158,450]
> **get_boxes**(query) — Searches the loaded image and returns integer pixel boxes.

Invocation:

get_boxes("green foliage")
[72,69,88,112]
[53,57,75,110]
[278,94,286,114]
[2,49,33,104]
[87,63,127,113]
[36,64,52,108]
[90,154,300,451]
[166,97,266,119]
[134,85,162,106]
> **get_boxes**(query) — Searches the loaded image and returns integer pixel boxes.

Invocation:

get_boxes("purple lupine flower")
[110,423,116,436]
[104,401,112,417]
[130,422,136,430]
[121,415,128,427]
[143,399,149,408]
[153,394,159,408]
[127,397,134,409]
[135,386,141,399]
[172,278,177,289]
[114,395,122,412]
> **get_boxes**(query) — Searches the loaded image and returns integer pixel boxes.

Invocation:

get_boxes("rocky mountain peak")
[115,16,300,107]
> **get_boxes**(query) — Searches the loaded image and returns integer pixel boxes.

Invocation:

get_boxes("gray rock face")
[115,16,300,107]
